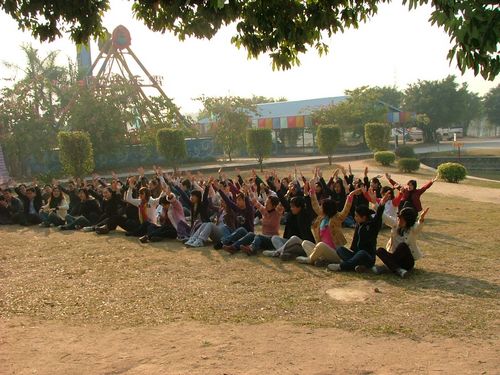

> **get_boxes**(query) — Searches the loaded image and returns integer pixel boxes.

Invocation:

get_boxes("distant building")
[198,96,347,134]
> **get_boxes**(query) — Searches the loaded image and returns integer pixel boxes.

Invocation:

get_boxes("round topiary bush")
[395,145,415,158]
[437,162,467,183]
[374,151,396,166]
[398,158,420,172]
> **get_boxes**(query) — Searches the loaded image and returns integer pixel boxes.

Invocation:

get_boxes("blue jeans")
[250,234,274,252]
[222,227,248,245]
[336,246,376,271]
[233,232,256,250]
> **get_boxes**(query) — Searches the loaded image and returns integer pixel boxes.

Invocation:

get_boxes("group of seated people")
[0,164,437,278]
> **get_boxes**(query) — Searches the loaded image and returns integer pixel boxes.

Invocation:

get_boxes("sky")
[1,0,498,115]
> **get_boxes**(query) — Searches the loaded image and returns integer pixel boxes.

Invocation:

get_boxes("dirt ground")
[1,318,498,375]
[1,161,499,375]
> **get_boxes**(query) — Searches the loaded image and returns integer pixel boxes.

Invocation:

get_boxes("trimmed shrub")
[247,128,273,172]
[437,162,467,183]
[58,131,94,178]
[364,123,391,151]
[395,145,415,158]
[374,151,396,166]
[156,128,187,172]
[316,125,341,165]
[398,158,421,173]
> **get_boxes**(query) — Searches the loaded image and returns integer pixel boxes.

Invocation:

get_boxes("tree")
[404,76,481,142]
[316,125,341,165]
[64,85,131,156]
[197,96,255,161]
[364,123,391,151]
[156,128,187,172]
[312,86,387,140]
[246,128,272,172]
[484,85,500,131]
[2,1,497,79]
[0,45,73,176]
[58,131,94,178]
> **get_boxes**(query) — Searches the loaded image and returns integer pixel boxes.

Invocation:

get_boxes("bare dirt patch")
[1,161,500,374]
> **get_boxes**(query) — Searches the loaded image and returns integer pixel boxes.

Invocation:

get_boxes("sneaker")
[192,239,204,248]
[139,235,149,243]
[149,236,163,242]
[96,226,110,235]
[223,244,237,254]
[327,264,341,272]
[314,259,330,267]
[296,256,312,264]
[240,244,253,255]
[371,265,389,274]
[82,226,95,232]
[262,250,277,257]
[58,225,67,230]
[184,238,195,247]
[39,222,50,228]
[355,265,368,273]
[74,225,82,230]
[396,268,409,279]
[213,241,223,250]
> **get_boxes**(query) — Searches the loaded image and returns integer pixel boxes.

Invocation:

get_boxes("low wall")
[420,156,500,171]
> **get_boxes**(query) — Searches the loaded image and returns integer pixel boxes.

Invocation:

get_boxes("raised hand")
[432,174,439,183]
[385,172,391,181]
[364,166,368,177]
[137,166,145,176]
[420,207,430,222]
[348,164,352,175]
[380,191,391,205]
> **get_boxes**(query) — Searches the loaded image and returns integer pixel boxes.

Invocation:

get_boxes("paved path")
[101,138,500,180]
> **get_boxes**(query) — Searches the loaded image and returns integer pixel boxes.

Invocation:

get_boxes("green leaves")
[1,0,497,78]
[246,128,272,171]
[58,131,95,178]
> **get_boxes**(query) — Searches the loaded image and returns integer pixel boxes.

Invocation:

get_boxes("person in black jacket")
[328,192,390,272]
[15,186,43,226]
[58,181,80,215]
[60,189,101,230]
[0,188,23,225]
[83,187,124,233]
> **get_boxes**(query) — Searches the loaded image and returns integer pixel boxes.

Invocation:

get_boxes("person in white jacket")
[373,206,429,278]
[38,186,69,227]
[124,175,166,237]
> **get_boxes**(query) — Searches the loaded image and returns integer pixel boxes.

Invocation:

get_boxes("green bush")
[437,162,467,183]
[156,128,187,172]
[395,145,415,158]
[58,131,94,178]
[374,151,396,166]
[364,123,391,152]
[316,125,341,165]
[247,128,273,171]
[398,158,421,173]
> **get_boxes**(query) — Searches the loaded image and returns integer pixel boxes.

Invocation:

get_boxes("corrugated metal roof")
[253,96,347,119]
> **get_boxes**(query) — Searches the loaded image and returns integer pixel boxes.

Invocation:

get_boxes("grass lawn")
[1,193,499,340]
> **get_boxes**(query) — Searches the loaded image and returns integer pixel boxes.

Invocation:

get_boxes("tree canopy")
[1,0,498,79]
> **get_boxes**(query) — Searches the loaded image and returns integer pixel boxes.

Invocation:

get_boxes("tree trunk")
[328,155,332,165]
[259,156,263,172]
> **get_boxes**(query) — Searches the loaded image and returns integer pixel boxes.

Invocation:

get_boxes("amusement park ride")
[79,25,188,130]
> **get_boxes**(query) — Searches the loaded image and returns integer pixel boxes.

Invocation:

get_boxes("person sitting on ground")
[263,194,316,261]
[224,191,283,255]
[327,191,390,272]
[296,180,360,266]
[139,194,181,243]
[0,188,23,225]
[83,185,123,233]
[15,185,43,226]
[39,186,69,227]
[122,175,166,237]
[60,188,102,230]
[385,173,437,212]
[186,198,236,248]
[374,206,430,278]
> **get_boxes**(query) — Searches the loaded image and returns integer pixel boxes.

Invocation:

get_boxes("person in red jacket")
[385,173,438,212]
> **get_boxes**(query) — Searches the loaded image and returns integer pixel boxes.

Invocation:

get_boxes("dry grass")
[1,188,499,340]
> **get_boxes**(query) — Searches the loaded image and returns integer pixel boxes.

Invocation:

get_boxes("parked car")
[436,128,464,141]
